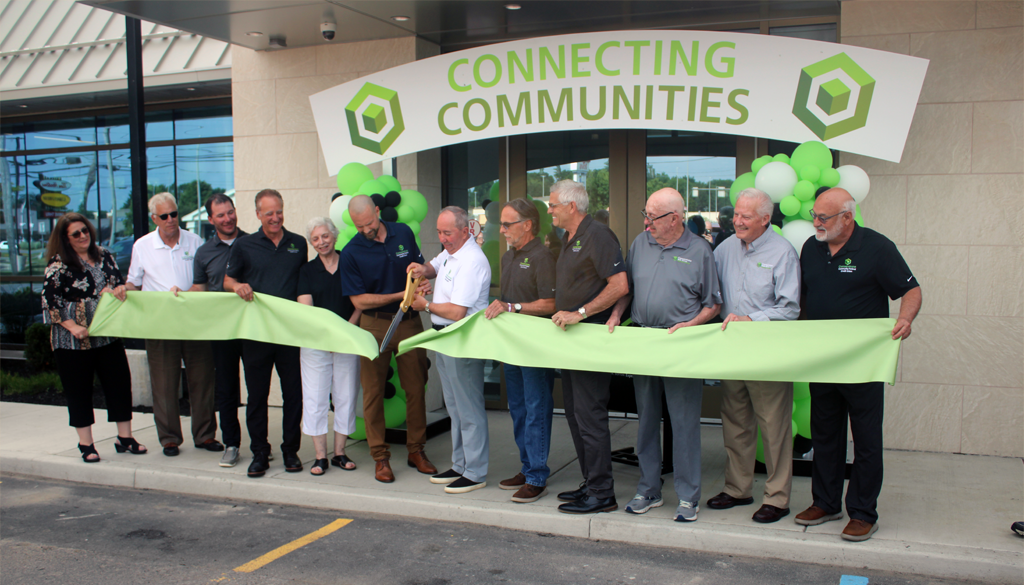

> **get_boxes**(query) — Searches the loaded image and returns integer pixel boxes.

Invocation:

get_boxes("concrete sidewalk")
[1,401,1020,583]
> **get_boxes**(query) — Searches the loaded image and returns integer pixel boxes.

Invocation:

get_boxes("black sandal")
[331,454,356,470]
[310,458,329,476]
[78,443,100,463]
[114,436,148,454]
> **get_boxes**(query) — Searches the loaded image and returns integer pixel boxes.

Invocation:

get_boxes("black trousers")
[809,381,884,524]
[561,369,614,499]
[213,338,244,448]
[55,341,133,428]
[241,340,302,456]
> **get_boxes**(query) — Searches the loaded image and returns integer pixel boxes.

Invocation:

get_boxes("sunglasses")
[500,220,524,229]
[68,228,89,239]
[641,209,675,222]
[155,210,179,221]
[808,210,844,223]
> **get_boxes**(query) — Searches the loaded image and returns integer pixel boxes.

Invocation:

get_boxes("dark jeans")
[241,340,302,457]
[505,364,554,487]
[809,381,884,524]
[561,369,614,499]
[55,341,133,428]
[213,338,244,448]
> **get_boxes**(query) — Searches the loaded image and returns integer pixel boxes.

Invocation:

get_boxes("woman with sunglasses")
[42,213,147,462]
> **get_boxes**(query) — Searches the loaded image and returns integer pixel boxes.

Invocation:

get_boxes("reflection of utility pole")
[195,148,201,231]
[1,156,20,272]
[105,129,117,247]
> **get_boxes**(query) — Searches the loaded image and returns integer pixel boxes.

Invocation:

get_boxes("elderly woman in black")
[42,213,147,462]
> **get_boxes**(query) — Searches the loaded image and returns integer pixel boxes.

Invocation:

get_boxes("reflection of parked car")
[108,237,135,274]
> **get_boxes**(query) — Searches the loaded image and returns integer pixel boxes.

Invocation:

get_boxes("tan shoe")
[407,450,437,475]
[841,519,878,541]
[374,459,395,483]
[499,472,526,491]
[794,505,843,526]
[511,484,548,503]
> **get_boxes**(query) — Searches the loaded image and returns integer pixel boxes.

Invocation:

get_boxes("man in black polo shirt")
[223,189,308,478]
[796,187,922,542]
[546,180,628,515]
[188,193,247,468]
[484,198,557,504]
[339,195,436,484]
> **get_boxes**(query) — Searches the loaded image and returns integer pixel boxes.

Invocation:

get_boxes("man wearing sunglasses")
[126,192,220,458]
[796,187,921,542]
[608,188,722,523]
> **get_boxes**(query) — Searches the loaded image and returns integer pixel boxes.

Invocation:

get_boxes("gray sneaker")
[624,494,663,515]
[219,446,240,468]
[675,501,699,522]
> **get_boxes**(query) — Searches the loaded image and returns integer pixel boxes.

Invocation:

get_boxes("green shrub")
[0,370,62,395]
[24,323,55,372]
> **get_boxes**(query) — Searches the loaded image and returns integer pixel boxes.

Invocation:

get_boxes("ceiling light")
[391,15,410,22]
[19,104,28,108]
[186,87,195,91]
[505,4,521,10]
[246,31,264,37]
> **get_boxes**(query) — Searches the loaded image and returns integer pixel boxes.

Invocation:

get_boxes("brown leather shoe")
[706,492,754,510]
[499,472,526,490]
[375,459,395,483]
[511,484,548,503]
[752,504,790,524]
[794,505,843,526]
[407,451,437,475]
[841,519,878,541]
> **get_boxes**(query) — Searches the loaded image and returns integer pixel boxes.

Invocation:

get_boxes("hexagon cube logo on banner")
[792,52,876,141]
[345,82,406,155]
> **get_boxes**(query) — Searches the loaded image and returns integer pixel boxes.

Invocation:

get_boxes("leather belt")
[364,310,415,321]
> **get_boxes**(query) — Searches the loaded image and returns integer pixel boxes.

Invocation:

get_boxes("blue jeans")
[505,364,554,487]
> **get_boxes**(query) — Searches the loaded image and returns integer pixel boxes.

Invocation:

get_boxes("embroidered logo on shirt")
[519,257,531,269]
[396,243,409,259]
[572,240,582,253]
[287,242,300,253]
[444,268,454,282]
[838,257,856,273]
[756,262,773,269]
[673,256,692,264]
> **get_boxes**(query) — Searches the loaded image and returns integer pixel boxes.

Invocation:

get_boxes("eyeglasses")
[640,209,675,222]
[68,228,88,239]
[547,201,570,209]
[155,211,179,221]
[499,220,524,229]
[808,210,845,223]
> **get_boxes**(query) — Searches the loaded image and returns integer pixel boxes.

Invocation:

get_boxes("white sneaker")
[675,501,699,522]
[219,446,240,468]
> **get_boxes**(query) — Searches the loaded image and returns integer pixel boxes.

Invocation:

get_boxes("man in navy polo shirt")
[339,195,436,484]
[796,187,922,542]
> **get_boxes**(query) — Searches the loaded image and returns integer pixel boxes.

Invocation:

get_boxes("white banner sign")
[311,30,928,173]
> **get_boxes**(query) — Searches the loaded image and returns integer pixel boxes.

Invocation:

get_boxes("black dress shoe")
[283,452,303,473]
[162,444,180,457]
[247,453,269,478]
[706,492,754,510]
[752,504,790,524]
[557,482,588,502]
[558,495,618,514]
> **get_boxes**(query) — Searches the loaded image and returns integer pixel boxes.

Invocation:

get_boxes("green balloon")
[772,224,782,235]
[779,195,801,217]
[799,165,821,183]
[790,141,833,173]
[729,172,756,206]
[396,203,415,223]
[379,175,402,193]
[773,153,790,164]
[335,234,350,251]
[793,397,812,439]
[342,209,353,226]
[793,180,816,202]
[415,234,421,249]
[400,190,428,223]
[358,179,387,197]
[820,167,841,188]
[751,155,773,175]
[489,181,500,200]
[336,162,374,195]
[407,220,420,236]
[799,199,815,221]
[343,224,357,240]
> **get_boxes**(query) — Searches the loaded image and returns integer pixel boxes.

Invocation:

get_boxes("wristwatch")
[577,306,587,318]
[424,301,431,313]
[514,303,522,313]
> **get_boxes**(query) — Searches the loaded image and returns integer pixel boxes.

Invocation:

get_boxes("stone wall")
[842,1,1023,456]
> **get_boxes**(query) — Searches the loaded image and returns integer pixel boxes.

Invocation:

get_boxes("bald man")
[609,188,722,523]
[796,188,921,542]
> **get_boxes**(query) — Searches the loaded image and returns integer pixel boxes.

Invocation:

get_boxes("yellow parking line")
[234,518,352,573]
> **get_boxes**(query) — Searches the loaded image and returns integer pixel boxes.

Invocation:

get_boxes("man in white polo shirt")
[126,192,220,458]
[409,206,491,494]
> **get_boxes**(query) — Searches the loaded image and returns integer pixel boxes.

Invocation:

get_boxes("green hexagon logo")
[793,53,875,141]
[346,82,405,155]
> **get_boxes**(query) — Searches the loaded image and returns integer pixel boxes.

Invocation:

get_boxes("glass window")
[770,24,837,42]
[175,106,232,139]
[97,114,131,145]
[145,110,174,142]
[2,127,26,153]
[0,282,44,344]
[174,142,234,234]
[23,118,96,151]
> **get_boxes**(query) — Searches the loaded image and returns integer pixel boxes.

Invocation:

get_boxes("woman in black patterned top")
[42,213,147,462]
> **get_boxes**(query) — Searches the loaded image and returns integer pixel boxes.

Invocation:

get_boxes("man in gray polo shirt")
[708,187,801,525]
[609,188,721,523]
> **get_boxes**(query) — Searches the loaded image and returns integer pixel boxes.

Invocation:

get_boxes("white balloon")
[329,195,352,228]
[754,161,799,203]
[836,165,871,203]
[781,219,817,256]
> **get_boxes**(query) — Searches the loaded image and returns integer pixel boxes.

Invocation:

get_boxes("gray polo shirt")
[626,229,722,328]
[193,229,246,292]
[714,228,800,322]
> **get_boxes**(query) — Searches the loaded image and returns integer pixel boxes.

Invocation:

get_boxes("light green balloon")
[779,195,801,217]
[400,190,428,223]
[378,175,402,193]
[489,181,500,201]
[799,165,821,183]
[773,153,790,164]
[396,203,415,223]
[407,220,421,236]
[799,199,815,221]
[793,381,810,401]
[772,224,782,235]
[336,163,374,195]
[729,172,756,206]
[790,141,833,173]
[793,180,816,202]
[334,234,350,251]
[751,155,773,175]
[793,397,812,439]
[820,167,841,188]
[358,179,387,197]
[342,209,353,226]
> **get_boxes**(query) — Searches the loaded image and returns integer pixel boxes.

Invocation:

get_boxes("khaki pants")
[359,313,429,461]
[720,379,793,508]
[146,339,217,448]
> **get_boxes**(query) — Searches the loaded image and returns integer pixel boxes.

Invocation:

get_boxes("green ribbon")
[89,292,380,359]
[398,312,900,384]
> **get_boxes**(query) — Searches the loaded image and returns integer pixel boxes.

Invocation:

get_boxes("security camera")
[320,22,336,41]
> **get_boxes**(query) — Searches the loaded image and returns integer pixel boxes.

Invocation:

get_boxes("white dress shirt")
[428,238,491,326]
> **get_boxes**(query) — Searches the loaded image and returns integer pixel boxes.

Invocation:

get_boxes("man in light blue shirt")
[707,188,801,524]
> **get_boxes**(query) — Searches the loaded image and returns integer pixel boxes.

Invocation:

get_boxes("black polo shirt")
[193,229,247,292]
[297,255,355,321]
[339,221,423,313]
[500,236,556,313]
[555,214,625,323]
[224,227,307,300]
[801,224,917,321]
